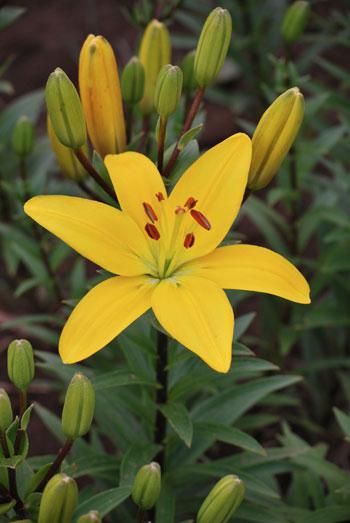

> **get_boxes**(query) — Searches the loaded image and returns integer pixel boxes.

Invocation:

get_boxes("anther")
[184,232,195,248]
[184,196,197,210]
[175,206,185,215]
[190,209,211,230]
[156,192,165,202]
[143,202,158,223]
[145,223,160,240]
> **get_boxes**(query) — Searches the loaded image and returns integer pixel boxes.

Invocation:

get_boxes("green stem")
[18,390,27,419]
[163,87,205,177]
[157,116,167,175]
[74,148,118,203]
[154,330,168,470]
[136,507,146,523]
[36,439,73,492]
[0,430,27,518]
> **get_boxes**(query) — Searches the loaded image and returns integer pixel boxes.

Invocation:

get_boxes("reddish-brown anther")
[175,206,185,215]
[156,192,165,201]
[184,232,195,248]
[145,223,160,240]
[190,209,211,230]
[143,202,158,222]
[184,196,198,210]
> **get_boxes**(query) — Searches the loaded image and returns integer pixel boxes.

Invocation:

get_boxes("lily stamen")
[145,223,160,240]
[184,196,198,210]
[184,232,195,248]
[190,209,211,230]
[143,202,158,223]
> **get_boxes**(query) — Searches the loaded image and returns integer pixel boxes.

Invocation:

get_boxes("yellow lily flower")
[24,133,310,373]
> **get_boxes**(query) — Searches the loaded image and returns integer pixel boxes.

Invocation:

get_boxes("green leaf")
[24,463,52,497]
[92,369,157,391]
[0,90,43,142]
[166,140,199,184]
[0,6,26,30]
[21,404,34,430]
[34,403,64,443]
[195,422,266,455]
[74,486,131,519]
[160,402,193,447]
[119,443,160,488]
[155,479,176,523]
[333,407,350,440]
[178,124,203,150]
[300,506,350,523]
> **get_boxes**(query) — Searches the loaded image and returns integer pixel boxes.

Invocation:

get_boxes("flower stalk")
[154,330,168,470]
[37,439,73,492]
[74,148,118,203]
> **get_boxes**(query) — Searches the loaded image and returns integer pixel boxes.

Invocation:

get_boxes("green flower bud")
[7,339,35,392]
[248,87,304,190]
[154,64,183,118]
[11,116,35,157]
[131,462,161,510]
[121,57,145,105]
[194,7,232,88]
[282,1,310,44]
[77,511,101,523]
[38,474,78,523]
[0,388,13,432]
[61,373,95,440]
[197,475,245,523]
[45,68,86,149]
[181,50,197,93]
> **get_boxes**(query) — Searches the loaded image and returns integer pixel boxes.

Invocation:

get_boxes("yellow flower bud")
[79,34,126,158]
[77,511,101,523]
[121,56,145,106]
[248,87,304,190]
[47,116,87,181]
[7,339,35,392]
[154,64,183,118]
[11,116,35,158]
[38,474,78,523]
[197,475,245,523]
[282,1,310,44]
[61,373,95,440]
[131,462,161,510]
[138,19,171,115]
[0,388,13,432]
[181,50,197,93]
[194,7,232,88]
[45,68,86,149]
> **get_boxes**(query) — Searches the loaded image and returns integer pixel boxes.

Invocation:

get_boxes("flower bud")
[121,56,145,106]
[7,339,35,392]
[281,1,310,44]
[45,68,86,149]
[194,7,232,88]
[47,116,87,181]
[131,462,161,510]
[0,388,13,432]
[77,511,101,523]
[79,34,126,158]
[38,473,78,523]
[138,19,171,115]
[61,373,95,440]
[197,475,245,523]
[248,87,304,190]
[154,64,183,119]
[11,116,35,157]
[181,50,197,93]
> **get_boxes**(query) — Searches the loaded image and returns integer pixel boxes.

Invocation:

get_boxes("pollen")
[190,209,211,230]
[145,223,160,240]
[143,202,158,223]
[184,232,195,248]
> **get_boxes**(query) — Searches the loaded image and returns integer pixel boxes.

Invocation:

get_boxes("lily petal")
[60,275,155,363]
[105,152,168,232]
[24,195,153,276]
[152,275,234,372]
[188,244,310,304]
[168,133,252,265]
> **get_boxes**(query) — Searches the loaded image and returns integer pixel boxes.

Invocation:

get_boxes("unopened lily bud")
[121,57,145,106]
[38,474,78,523]
[12,116,35,157]
[61,373,95,440]
[131,462,161,510]
[7,339,35,392]
[154,64,183,118]
[45,68,86,149]
[79,34,126,158]
[194,7,232,88]
[0,388,13,432]
[197,475,245,523]
[47,116,87,181]
[181,50,197,93]
[282,1,310,44]
[77,511,101,523]
[248,87,304,190]
[138,19,171,115]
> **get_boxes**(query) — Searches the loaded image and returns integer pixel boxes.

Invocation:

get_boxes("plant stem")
[74,148,117,203]
[0,430,27,518]
[138,115,150,153]
[20,159,64,304]
[77,179,104,202]
[136,508,146,523]
[36,439,73,492]
[163,87,205,177]
[157,116,167,174]
[154,330,168,470]
[18,390,27,418]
